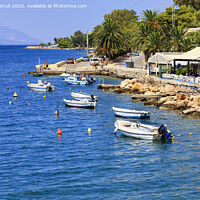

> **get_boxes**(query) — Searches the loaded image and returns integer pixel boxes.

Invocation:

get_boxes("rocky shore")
[98,76,200,118]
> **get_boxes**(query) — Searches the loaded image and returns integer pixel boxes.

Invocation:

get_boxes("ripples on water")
[0,46,200,199]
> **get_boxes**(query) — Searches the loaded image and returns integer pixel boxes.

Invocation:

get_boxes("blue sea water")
[0,45,200,199]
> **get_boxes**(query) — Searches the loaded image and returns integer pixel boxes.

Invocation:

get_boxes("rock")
[144,91,155,95]
[177,93,187,100]
[131,82,143,92]
[120,79,131,88]
[150,86,159,93]
[158,96,175,104]
[130,79,137,84]
[193,96,200,103]
[124,84,133,89]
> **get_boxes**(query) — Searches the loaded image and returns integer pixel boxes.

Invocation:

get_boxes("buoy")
[189,132,192,136]
[9,101,12,104]
[43,95,46,99]
[44,80,47,84]
[108,93,110,95]
[49,76,51,78]
[55,110,59,116]
[27,81,29,84]
[57,128,62,135]
[70,88,71,90]
[88,128,91,133]
[7,87,9,90]
[28,103,30,105]
[13,92,18,98]
[23,75,25,78]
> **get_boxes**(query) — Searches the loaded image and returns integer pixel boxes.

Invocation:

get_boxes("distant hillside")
[0,26,41,45]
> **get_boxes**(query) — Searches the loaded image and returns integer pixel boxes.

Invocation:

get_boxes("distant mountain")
[0,26,42,45]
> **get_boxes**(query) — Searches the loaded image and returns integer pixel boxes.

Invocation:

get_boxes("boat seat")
[38,80,43,85]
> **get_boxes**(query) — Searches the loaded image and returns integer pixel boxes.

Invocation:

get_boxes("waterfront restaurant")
[148,47,200,77]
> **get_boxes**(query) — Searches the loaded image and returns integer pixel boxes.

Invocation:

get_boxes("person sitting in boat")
[44,61,49,69]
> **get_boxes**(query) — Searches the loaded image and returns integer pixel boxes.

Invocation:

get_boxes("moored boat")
[114,120,174,141]
[112,106,150,118]
[63,99,97,108]
[64,75,95,85]
[28,80,55,92]
[71,92,99,101]
[60,73,71,77]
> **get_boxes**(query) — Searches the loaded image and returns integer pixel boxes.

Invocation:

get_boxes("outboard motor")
[90,95,95,101]
[158,124,173,141]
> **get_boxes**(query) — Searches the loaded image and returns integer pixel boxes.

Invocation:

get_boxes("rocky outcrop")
[98,76,200,117]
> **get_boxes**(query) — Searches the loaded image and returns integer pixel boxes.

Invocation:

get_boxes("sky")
[0,0,174,43]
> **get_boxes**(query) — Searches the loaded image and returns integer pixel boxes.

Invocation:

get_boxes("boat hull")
[28,84,55,92]
[112,106,150,118]
[71,92,99,102]
[63,99,96,108]
[114,120,159,140]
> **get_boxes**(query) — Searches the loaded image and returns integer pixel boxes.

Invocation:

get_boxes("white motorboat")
[64,75,95,85]
[64,75,89,85]
[63,99,97,108]
[60,73,71,77]
[28,80,55,92]
[71,92,99,101]
[112,106,150,118]
[114,120,174,141]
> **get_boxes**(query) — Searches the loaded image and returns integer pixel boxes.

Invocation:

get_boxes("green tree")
[173,0,200,10]
[71,30,86,48]
[141,9,159,23]
[95,18,124,61]
[145,29,167,54]
[170,26,187,51]
[104,9,138,30]
[158,5,196,28]
[54,37,58,44]
[39,43,46,47]
[133,9,160,65]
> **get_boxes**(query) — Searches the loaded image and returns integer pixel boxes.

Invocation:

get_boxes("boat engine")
[158,124,173,141]
[49,86,52,92]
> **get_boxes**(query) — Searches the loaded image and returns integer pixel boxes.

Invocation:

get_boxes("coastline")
[28,53,200,118]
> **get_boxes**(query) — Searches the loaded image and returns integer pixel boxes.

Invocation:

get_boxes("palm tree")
[170,26,187,51]
[145,30,167,54]
[132,22,153,64]
[95,18,124,61]
[133,9,160,65]
[141,9,159,24]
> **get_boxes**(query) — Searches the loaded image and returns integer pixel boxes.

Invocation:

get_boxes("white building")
[148,47,200,76]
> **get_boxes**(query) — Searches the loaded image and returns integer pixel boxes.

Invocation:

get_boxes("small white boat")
[112,106,150,118]
[64,75,89,85]
[60,73,71,77]
[64,75,95,85]
[28,80,55,92]
[114,120,174,141]
[63,99,97,108]
[71,92,99,101]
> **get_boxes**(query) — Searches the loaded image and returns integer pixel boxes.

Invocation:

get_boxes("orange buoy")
[55,110,59,116]
[44,80,47,84]
[7,87,9,90]
[23,75,25,78]
[57,128,62,135]
[27,81,29,84]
